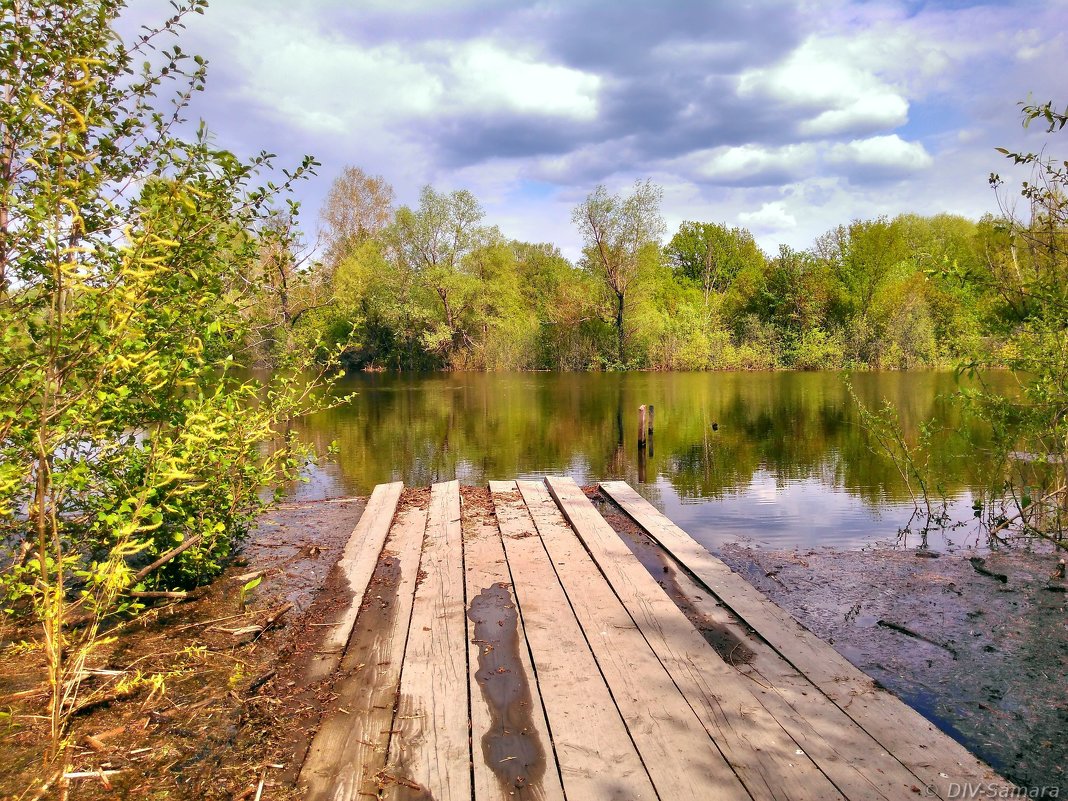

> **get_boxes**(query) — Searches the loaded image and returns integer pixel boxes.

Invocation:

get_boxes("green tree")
[896,213,985,359]
[513,241,607,369]
[724,244,836,365]
[459,242,538,369]
[327,238,432,369]
[0,0,337,746]
[249,206,334,364]
[665,221,764,303]
[572,180,665,366]
[388,186,498,364]
[319,165,395,271]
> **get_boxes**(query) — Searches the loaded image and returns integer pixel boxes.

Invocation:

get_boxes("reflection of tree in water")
[290,371,1005,512]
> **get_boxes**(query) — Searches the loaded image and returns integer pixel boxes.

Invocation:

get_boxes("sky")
[121,0,1066,258]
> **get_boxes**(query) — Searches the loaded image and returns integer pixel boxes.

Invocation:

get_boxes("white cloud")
[799,94,908,137]
[681,143,818,184]
[225,27,441,133]
[738,38,910,137]
[827,134,933,177]
[448,41,601,120]
[738,201,797,232]
[191,8,601,145]
[116,0,1066,260]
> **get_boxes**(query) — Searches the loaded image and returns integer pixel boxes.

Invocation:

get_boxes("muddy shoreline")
[714,542,1067,792]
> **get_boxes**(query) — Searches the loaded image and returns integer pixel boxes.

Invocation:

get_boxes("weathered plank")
[538,478,842,801]
[306,481,404,683]
[383,481,470,801]
[300,505,427,801]
[598,494,932,800]
[513,480,751,801]
[599,480,1014,800]
[490,481,657,801]
[461,491,565,801]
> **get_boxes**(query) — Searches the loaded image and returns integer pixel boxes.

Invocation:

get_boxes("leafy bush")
[956,99,1068,543]
[0,0,341,745]
[790,328,846,370]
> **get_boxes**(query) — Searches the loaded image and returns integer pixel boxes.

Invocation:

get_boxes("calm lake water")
[289,371,1006,552]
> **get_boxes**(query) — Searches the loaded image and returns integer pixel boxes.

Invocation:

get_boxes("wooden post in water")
[647,405,655,435]
[637,405,649,483]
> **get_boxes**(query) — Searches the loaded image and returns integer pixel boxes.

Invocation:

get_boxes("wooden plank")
[536,478,841,801]
[512,481,752,801]
[461,490,565,801]
[383,481,470,801]
[300,504,427,801]
[306,481,404,683]
[601,498,934,800]
[489,481,657,801]
[599,480,1014,800]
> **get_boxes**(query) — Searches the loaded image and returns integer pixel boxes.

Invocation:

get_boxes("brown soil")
[0,497,366,801]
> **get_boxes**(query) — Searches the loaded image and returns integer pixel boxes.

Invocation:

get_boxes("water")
[289,370,1006,552]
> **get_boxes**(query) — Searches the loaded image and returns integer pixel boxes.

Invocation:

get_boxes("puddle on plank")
[467,582,547,796]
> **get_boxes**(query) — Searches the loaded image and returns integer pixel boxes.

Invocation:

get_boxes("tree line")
[251,168,1034,373]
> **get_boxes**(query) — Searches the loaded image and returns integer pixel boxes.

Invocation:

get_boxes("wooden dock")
[297,477,1012,800]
